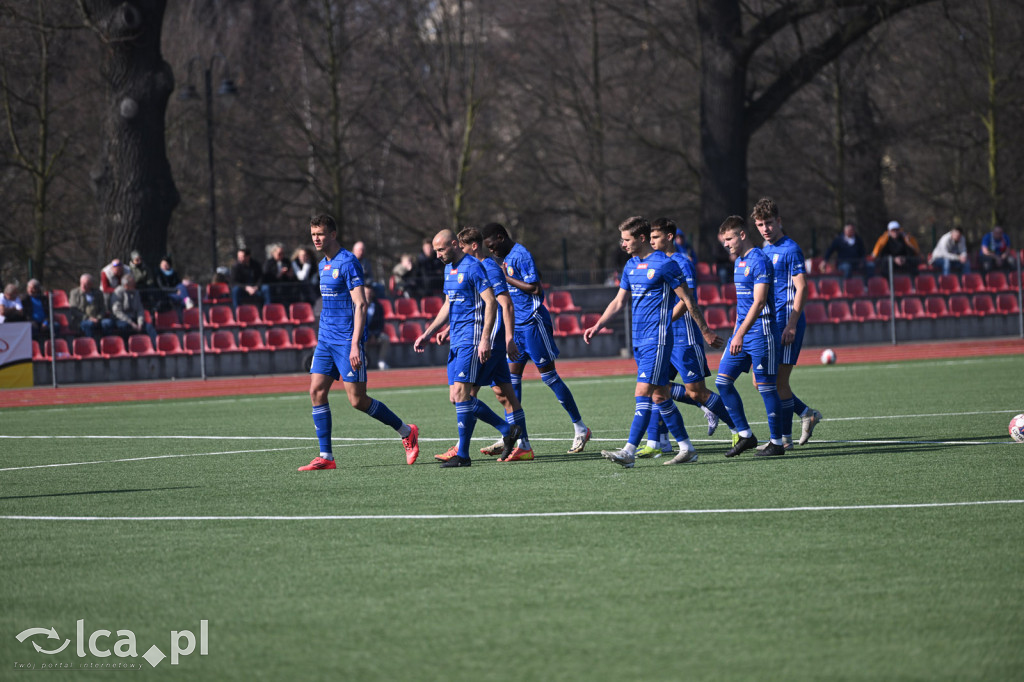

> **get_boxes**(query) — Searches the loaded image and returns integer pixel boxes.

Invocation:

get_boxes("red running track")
[3,338,1021,408]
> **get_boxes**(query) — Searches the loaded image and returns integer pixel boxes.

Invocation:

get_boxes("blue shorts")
[777,313,805,365]
[310,338,367,383]
[670,343,712,384]
[447,345,481,386]
[634,344,673,386]
[717,333,779,381]
[512,321,560,368]
[478,348,512,387]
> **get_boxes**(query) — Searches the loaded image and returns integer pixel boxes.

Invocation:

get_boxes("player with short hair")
[300,214,419,471]
[583,216,723,468]
[433,227,533,462]
[715,215,785,457]
[751,197,822,447]
[413,229,500,468]
[481,223,591,454]
[638,218,736,458]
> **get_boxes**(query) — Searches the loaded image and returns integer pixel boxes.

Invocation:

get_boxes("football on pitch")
[820,349,836,365]
[1010,414,1024,443]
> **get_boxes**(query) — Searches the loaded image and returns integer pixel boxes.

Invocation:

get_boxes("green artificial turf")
[1,355,1022,680]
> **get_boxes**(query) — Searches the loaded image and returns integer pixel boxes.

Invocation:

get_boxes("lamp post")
[179,55,236,276]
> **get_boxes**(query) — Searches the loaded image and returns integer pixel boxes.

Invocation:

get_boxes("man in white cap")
[871,220,921,274]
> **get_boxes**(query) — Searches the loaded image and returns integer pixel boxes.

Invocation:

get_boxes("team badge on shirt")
[332,268,340,279]
[647,269,656,280]
[773,254,780,264]
[505,265,514,276]
[457,273,464,283]
[744,267,751,276]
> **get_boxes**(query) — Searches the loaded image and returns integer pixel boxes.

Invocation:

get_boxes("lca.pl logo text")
[15,619,209,668]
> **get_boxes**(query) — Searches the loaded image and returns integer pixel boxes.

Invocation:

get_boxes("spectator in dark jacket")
[230,247,271,309]
[824,223,868,279]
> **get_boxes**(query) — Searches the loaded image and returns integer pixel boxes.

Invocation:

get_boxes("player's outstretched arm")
[673,282,723,349]
[349,284,368,369]
[477,287,497,363]
[497,292,520,361]
[583,288,628,344]
[415,298,451,352]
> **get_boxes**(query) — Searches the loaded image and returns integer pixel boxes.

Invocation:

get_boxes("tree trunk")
[84,0,179,269]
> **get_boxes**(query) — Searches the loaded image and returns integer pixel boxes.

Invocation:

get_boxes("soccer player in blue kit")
[480,223,591,454]
[715,215,786,457]
[638,218,736,458]
[583,216,723,468]
[299,214,419,471]
[413,229,500,468]
[752,198,822,448]
[432,226,533,463]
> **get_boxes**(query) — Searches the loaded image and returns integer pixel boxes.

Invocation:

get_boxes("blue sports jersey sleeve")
[623,252,682,346]
[318,250,363,343]
[763,237,806,323]
[733,249,776,340]
[504,243,546,328]
[445,257,492,348]
[670,252,700,346]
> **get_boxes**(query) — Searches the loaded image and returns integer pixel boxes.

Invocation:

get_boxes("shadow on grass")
[0,486,199,501]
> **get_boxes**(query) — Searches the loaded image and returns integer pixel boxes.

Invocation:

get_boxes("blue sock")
[657,399,689,443]
[715,376,751,435]
[475,399,508,435]
[510,373,523,403]
[757,379,783,443]
[792,394,808,416]
[646,415,664,444]
[628,397,653,447]
[312,403,333,459]
[702,392,735,429]
[455,399,477,459]
[541,370,582,423]
[508,409,530,448]
[668,382,699,406]
[780,397,795,440]
[366,398,403,431]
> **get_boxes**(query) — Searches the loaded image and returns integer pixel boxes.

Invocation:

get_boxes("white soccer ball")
[820,348,836,365]
[1009,414,1024,443]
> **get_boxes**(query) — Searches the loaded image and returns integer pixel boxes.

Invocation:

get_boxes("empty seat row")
[804,293,1020,324]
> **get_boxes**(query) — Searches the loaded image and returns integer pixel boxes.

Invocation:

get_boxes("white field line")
[1,499,1021,522]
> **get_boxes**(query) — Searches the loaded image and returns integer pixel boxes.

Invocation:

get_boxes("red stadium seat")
[420,296,444,319]
[817,278,843,300]
[720,283,737,305]
[553,314,582,337]
[384,322,400,343]
[703,307,731,330]
[379,298,401,321]
[393,297,425,321]
[696,284,722,306]
[866,276,891,298]
[843,278,867,299]
[547,291,582,314]
[235,304,262,328]
[99,336,129,358]
[996,293,1020,315]
[206,305,238,329]
[183,332,204,354]
[1010,272,1021,290]
[914,274,938,296]
[984,271,1009,292]
[265,327,297,350]
[851,299,879,322]
[238,329,269,352]
[962,273,985,294]
[51,312,70,331]
[208,330,239,353]
[155,310,181,332]
[827,300,854,323]
[128,334,159,357]
[292,326,318,348]
[875,298,894,320]
[50,289,70,310]
[937,274,962,295]
[803,301,829,325]
[204,282,231,305]
[44,339,73,360]
[157,333,188,356]
[696,262,716,282]
[892,275,914,297]
[971,294,996,316]
[262,303,289,326]
[580,313,612,334]
[924,296,950,318]
[73,337,101,359]
[947,295,976,318]
[289,302,316,326]
[32,340,44,360]
[900,297,927,320]
[397,322,423,344]
[181,307,202,330]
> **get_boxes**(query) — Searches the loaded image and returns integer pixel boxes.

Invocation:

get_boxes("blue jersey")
[444,255,492,348]
[317,249,364,344]
[762,236,806,325]
[668,251,701,347]
[733,248,776,340]
[480,257,509,350]
[501,243,551,329]
[620,251,685,346]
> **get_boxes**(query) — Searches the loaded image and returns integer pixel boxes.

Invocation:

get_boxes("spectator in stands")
[1,283,25,322]
[872,221,921,274]
[352,241,375,284]
[230,247,271,309]
[390,253,416,298]
[69,273,114,338]
[110,275,156,341]
[155,256,194,310]
[263,243,297,303]
[980,225,1016,273]
[674,231,697,262]
[128,251,154,289]
[20,279,57,339]
[99,258,124,302]
[364,287,391,370]
[291,246,318,303]
[824,223,868,279]
[930,226,970,276]
[413,239,445,297]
